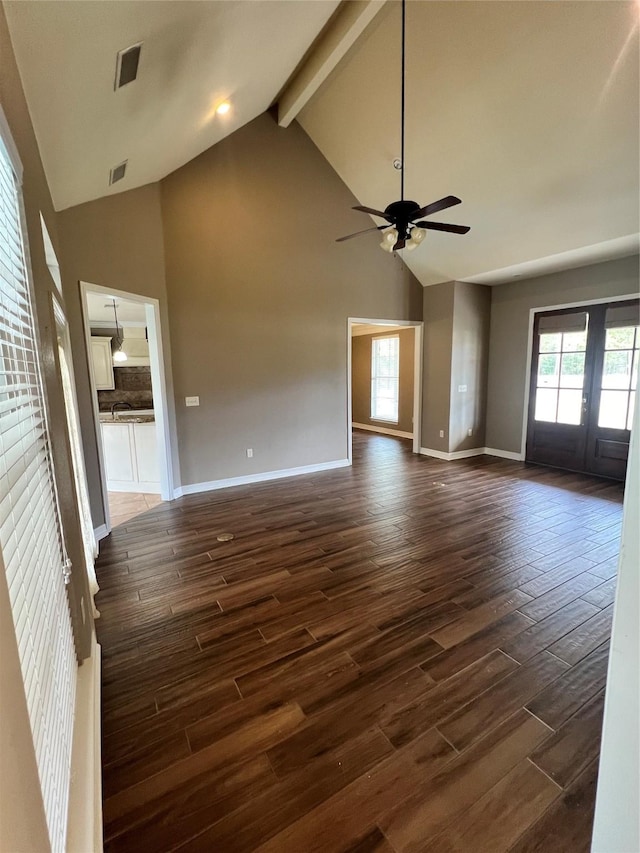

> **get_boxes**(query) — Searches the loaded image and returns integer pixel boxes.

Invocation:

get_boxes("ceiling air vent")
[115,43,142,90]
[109,161,128,185]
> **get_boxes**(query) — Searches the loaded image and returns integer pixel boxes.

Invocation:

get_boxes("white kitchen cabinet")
[91,336,115,390]
[133,423,160,484]
[102,423,135,483]
[101,418,160,493]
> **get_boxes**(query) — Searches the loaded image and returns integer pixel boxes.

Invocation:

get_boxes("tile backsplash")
[97,366,153,411]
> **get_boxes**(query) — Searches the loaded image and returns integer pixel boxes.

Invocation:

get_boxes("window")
[534,315,588,425]
[0,117,77,851]
[371,335,399,422]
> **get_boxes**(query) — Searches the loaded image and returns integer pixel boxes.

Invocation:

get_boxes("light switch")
[458,385,468,393]
[185,396,200,407]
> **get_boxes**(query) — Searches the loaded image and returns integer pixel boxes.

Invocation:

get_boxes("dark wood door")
[526,300,639,481]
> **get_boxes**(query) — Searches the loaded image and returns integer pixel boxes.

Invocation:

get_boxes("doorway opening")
[80,282,174,532]
[347,318,423,462]
[525,297,639,480]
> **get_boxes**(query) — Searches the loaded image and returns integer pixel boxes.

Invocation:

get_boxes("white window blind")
[0,130,77,852]
[371,335,400,422]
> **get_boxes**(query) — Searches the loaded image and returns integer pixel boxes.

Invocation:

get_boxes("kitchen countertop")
[99,412,155,424]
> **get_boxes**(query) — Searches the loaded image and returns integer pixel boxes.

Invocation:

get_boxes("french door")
[526,299,639,481]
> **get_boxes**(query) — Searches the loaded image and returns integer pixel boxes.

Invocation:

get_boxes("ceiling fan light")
[380,240,393,252]
[405,241,418,251]
[411,227,426,244]
[383,228,398,244]
[113,348,127,363]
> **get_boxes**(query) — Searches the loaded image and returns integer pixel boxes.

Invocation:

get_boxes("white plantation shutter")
[0,126,77,851]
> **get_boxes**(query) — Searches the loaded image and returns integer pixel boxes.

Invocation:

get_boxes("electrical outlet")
[467,428,473,437]
[439,430,445,438]
[246,448,253,458]
[185,396,199,407]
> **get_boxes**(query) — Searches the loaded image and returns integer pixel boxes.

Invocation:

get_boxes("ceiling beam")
[277,0,387,128]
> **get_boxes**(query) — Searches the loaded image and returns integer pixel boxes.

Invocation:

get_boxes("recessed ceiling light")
[216,102,231,116]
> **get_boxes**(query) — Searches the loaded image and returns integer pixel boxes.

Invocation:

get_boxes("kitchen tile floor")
[108,492,164,528]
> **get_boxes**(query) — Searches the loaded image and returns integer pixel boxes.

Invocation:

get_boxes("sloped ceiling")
[299,1,640,285]
[4,0,639,287]
[4,0,340,210]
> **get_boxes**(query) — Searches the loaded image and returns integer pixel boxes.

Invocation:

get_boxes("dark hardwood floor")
[95,431,624,852]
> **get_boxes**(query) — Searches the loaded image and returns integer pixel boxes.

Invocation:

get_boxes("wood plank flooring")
[95,431,624,852]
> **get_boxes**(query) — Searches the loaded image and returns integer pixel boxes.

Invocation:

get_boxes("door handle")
[581,394,589,426]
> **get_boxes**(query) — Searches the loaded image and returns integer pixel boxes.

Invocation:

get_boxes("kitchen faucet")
[110,401,133,420]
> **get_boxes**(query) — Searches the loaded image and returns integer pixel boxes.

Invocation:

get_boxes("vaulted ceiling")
[5,0,639,286]
[4,0,340,210]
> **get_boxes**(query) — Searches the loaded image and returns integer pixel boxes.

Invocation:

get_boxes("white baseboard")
[420,446,486,461]
[352,423,413,439]
[93,524,109,542]
[66,634,102,852]
[450,447,487,460]
[106,481,162,494]
[419,446,451,460]
[484,447,525,461]
[174,458,351,498]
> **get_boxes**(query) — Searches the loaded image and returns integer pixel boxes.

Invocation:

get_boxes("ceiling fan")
[336,0,470,253]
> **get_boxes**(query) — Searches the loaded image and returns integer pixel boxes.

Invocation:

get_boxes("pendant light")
[111,299,127,363]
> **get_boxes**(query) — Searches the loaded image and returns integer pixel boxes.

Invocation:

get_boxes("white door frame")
[79,281,175,534]
[520,291,639,460]
[347,318,424,462]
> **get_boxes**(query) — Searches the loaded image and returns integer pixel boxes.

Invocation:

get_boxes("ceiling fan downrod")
[336,0,470,251]
[400,0,406,202]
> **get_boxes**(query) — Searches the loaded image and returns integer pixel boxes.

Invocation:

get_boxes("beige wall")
[486,255,640,453]
[0,4,94,846]
[450,282,491,452]
[421,282,454,451]
[160,114,422,486]
[57,183,179,524]
[352,327,415,434]
[57,114,421,500]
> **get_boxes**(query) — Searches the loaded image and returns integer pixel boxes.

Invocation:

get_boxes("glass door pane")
[534,329,587,425]
[597,326,638,430]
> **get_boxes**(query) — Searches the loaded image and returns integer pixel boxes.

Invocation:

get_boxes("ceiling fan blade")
[412,195,462,220]
[352,205,393,220]
[393,237,406,250]
[414,221,470,234]
[335,225,387,242]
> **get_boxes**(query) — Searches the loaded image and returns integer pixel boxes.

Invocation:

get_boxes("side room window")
[371,335,399,423]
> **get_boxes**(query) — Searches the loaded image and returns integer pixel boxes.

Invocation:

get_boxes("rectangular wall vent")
[109,160,128,185]
[115,43,142,90]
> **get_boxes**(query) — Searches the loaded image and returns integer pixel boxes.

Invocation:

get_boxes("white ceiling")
[4,0,339,210]
[300,1,640,285]
[5,0,639,287]
[86,291,147,326]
